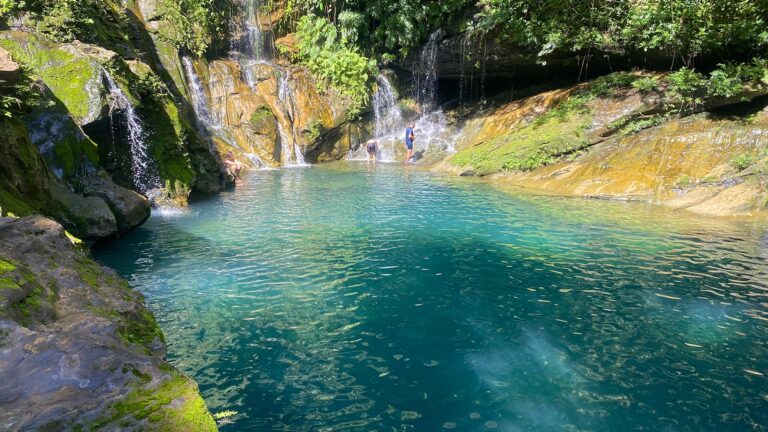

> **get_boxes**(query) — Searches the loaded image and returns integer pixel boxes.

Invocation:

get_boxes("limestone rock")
[0,216,217,431]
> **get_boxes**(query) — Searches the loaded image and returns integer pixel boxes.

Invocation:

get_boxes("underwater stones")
[82,175,151,234]
[0,47,20,87]
[0,216,217,431]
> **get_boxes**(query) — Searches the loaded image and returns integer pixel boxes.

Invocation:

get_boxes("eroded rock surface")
[0,216,217,431]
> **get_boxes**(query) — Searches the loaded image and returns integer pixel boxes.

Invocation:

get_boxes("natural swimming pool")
[94,163,768,431]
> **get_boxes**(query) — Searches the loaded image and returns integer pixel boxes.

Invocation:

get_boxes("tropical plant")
[292,14,377,117]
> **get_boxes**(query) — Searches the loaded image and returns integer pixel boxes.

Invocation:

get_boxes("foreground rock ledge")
[0,216,217,431]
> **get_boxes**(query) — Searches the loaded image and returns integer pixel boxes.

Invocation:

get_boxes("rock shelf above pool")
[0,216,217,431]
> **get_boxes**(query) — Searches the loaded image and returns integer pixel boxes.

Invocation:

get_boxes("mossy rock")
[250,104,276,136]
[0,256,56,326]
[0,33,107,123]
[451,110,592,176]
[0,118,53,217]
[90,372,217,431]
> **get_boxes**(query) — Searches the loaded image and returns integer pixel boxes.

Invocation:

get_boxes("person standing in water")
[404,122,415,163]
[366,139,378,164]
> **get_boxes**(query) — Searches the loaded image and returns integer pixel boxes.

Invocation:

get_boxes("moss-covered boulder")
[1,30,223,203]
[0,216,217,431]
[0,117,149,239]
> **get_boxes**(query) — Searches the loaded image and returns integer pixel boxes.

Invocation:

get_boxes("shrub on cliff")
[290,14,377,118]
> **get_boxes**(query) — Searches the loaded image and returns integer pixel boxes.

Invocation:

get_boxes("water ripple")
[95,163,768,431]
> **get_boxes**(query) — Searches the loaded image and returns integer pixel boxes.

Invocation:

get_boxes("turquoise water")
[94,164,768,431]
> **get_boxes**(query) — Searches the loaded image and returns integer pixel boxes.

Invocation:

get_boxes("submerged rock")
[0,216,217,431]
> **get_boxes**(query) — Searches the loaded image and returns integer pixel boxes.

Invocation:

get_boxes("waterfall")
[182,57,217,127]
[278,71,290,103]
[412,31,441,111]
[373,75,403,137]
[347,74,403,162]
[274,71,308,167]
[232,0,272,88]
[103,70,160,193]
[293,143,307,166]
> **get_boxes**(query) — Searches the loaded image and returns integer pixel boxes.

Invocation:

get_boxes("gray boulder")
[83,175,151,234]
[0,216,217,431]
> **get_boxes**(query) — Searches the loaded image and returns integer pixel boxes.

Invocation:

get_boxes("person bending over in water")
[366,139,378,164]
[404,122,415,163]
[223,151,247,182]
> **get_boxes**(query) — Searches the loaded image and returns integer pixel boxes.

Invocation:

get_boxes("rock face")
[0,216,217,431]
[502,109,768,217]
[0,27,224,207]
[0,116,150,240]
[190,57,360,166]
[446,73,768,217]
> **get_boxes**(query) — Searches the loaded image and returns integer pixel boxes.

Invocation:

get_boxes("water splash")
[347,72,454,163]
[347,74,403,162]
[103,69,160,193]
[373,74,403,137]
[182,57,217,127]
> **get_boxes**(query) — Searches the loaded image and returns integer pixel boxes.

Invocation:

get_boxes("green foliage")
[707,60,768,98]
[677,174,693,188]
[132,72,169,100]
[632,77,660,93]
[0,0,24,17]
[1,68,45,118]
[618,115,667,136]
[1,0,228,56]
[285,0,465,56]
[665,67,706,109]
[473,0,768,65]
[337,11,365,45]
[731,153,754,171]
[34,0,96,42]
[708,66,745,98]
[250,105,274,128]
[1,0,130,47]
[536,72,640,126]
[157,0,230,57]
[293,15,377,118]
[304,119,323,142]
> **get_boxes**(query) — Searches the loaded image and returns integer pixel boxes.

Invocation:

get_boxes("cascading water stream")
[232,0,269,88]
[103,70,160,193]
[277,71,308,167]
[373,75,403,137]
[227,0,307,167]
[347,74,403,162]
[182,57,218,128]
[409,31,454,155]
